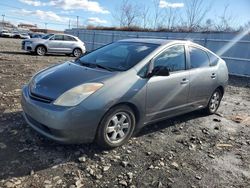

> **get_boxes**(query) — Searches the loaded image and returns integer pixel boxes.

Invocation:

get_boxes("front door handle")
[180,78,189,84]
[211,73,216,79]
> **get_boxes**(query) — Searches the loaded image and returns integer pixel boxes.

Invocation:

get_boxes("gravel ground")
[0,38,250,188]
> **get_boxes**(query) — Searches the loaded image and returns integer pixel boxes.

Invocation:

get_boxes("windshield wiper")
[94,64,115,71]
[78,60,115,72]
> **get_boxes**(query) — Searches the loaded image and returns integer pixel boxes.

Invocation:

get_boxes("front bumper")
[21,85,102,144]
[22,42,34,52]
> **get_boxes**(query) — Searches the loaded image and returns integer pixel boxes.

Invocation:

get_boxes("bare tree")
[163,7,180,30]
[215,4,236,32]
[184,0,211,31]
[140,5,150,29]
[152,0,163,29]
[113,0,140,27]
[203,19,214,32]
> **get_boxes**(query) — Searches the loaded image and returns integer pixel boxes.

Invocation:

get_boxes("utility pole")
[76,16,79,28]
[44,22,47,30]
[2,14,5,30]
[68,19,71,29]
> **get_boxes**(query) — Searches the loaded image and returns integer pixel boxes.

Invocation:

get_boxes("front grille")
[29,90,53,103]
[22,41,25,49]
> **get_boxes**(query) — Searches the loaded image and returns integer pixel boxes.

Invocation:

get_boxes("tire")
[204,89,222,115]
[72,48,82,57]
[96,105,136,149]
[35,45,46,56]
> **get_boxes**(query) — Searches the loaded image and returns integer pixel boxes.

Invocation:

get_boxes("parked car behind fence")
[22,33,86,57]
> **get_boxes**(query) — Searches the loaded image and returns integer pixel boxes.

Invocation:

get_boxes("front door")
[146,45,190,122]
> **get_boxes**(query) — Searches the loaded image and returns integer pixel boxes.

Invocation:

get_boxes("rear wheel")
[96,105,136,149]
[72,48,82,57]
[36,45,46,56]
[205,89,222,114]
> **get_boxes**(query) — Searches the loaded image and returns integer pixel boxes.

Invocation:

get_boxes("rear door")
[187,46,218,107]
[47,34,64,52]
[146,44,190,122]
[62,35,77,53]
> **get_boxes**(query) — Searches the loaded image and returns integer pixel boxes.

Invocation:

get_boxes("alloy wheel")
[105,112,131,144]
[209,91,220,113]
[37,46,46,56]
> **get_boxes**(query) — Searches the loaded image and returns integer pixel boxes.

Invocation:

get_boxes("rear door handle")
[180,78,189,84]
[211,73,216,79]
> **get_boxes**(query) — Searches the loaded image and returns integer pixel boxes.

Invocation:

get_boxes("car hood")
[30,62,115,100]
[23,38,45,43]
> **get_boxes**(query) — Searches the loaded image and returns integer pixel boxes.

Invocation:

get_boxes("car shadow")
[0,51,71,57]
[0,111,103,180]
[137,110,206,137]
[0,109,207,180]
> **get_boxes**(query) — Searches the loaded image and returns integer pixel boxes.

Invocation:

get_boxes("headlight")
[54,83,103,107]
[26,41,32,45]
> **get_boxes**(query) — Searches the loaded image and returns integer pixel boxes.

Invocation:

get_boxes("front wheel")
[205,89,222,114]
[96,105,136,149]
[36,46,46,56]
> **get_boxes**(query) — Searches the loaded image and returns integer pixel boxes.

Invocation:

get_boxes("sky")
[0,0,250,31]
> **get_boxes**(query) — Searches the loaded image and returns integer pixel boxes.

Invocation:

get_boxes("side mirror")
[147,65,170,77]
[153,66,170,76]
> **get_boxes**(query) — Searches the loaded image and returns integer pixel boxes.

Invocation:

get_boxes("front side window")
[78,42,159,71]
[154,45,186,72]
[54,35,64,41]
[189,47,209,69]
[42,34,54,39]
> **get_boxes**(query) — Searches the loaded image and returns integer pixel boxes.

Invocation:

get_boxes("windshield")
[42,34,54,39]
[78,42,159,71]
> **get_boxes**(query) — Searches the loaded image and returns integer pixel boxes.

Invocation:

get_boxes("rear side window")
[207,52,219,66]
[154,45,186,72]
[189,47,209,69]
[64,35,77,41]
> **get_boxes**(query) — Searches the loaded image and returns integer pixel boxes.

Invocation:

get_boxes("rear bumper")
[21,85,102,144]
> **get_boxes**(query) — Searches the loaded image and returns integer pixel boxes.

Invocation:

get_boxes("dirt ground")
[0,38,250,188]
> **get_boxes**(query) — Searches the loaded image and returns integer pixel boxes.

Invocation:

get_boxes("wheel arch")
[109,102,141,125]
[72,47,82,53]
[216,85,224,96]
[35,44,47,52]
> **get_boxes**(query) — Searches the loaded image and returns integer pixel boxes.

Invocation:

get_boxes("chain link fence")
[65,29,250,76]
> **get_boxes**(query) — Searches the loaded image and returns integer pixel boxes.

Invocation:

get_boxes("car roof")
[118,38,186,45]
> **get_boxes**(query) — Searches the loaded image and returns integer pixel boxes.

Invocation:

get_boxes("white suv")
[22,33,86,57]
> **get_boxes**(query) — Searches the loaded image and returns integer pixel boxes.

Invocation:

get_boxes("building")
[0,21,16,31]
[30,28,63,34]
[18,23,38,30]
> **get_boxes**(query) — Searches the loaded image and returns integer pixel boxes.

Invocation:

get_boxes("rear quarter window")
[189,47,210,69]
[207,52,219,66]
[64,35,77,41]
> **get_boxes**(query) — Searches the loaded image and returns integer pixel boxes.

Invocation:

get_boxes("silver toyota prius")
[21,39,228,148]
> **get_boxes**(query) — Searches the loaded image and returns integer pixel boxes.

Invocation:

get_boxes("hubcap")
[37,47,45,55]
[74,49,81,57]
[209,91,220,112]
[105,112,131,144]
